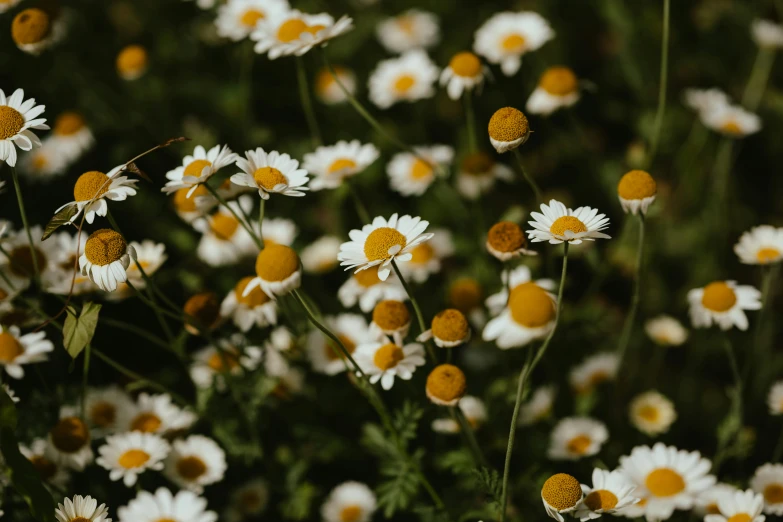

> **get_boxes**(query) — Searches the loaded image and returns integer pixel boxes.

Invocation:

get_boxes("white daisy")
[575,468,639,521]
[56,166,139,225]
[20,438,71,489]
[215,0,289,41]
[171,185,213,224]
[376,9,439,53]
[751,463,783,515]
[768,381,783,415]
[618,443,716,522]
[629,391,677,436]
[542,473,585,522]
[701,104,761,138]
[354,337,426,390]
[688,280,761,331]
[220,276,277,332]
[337,265,407,313]
[427,368,466,408]
[125,239,167,286]
[78,229,136,292]
[473,11,554,76]
[439,51,488,100]
[84,386,135,437]
[231,147,309,199]
[302,140,380,191]
[49,111,94,162]
[116,45,149,81]
[684,88,730,115]
[752,19,783,49]
[645,315,689,347]
[488,106,531,153]
[163,435,227,493]
[11,8,66,55]
[705,489,766,522]
[261,217,297,247]
[548,417,608,460]
[431,395,487,434]
[418,308,471,348]
[618,169,657,215]
[398,228,454,283]
[0,324,53,379]
[224,479,268,522]
[370,299,412,343]
[0,88,48,167]
[696,483,742,516]
[306,314,377,376]
[97,431,170,487]
[387,145,454,197]
[322,481,377,522]
[527,199,612,244]
[162,144,238,196]
[0,225,61,291]
[485,265,555,316]
[19,139,69,180]
[527,66,581,116]
[244,244,302,298]
[251,10,353,59]
[482,281,556,349]
[315,65,356,105]
[519,385,556,426]
[196,196,258,267]
[569,352,620,394]
[48,414,94,471]
[486,221,538,260]
[301,235,341,273]
[121,393,197,435]
[189,339,262,390]
[456,151,514,200]
[735,225,783,265]
[55,495,111,522]
[368,50,439,109]
[117,487,218,522]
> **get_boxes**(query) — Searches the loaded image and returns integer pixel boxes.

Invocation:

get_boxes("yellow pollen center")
[325,334,356,361]
[397,15,415,33]
[50,417,89,453]
[0,106,25,140]
[372,300,410,331]
[184,292,220,331]
[117,45,148,75]
[431,309,469,342]
[177,456,208,480]
[340,505,363,522]
[253,166,287,190]
[316,67,337,93]
[541,473,583,511]
[706,503,721,515]
[277,18,308,42]
[131,412,162,433]
[235,276,271,307]
[645,468,685,497]
[73,170,110,202]
[721,121,742,135]
[757,247,780,263]
[354,267,382,287]
[727,514,752,522]
[90,401,116,427]
[566,434,592,455]
[701,281,737,312]
[118,449,150,469]
[584,490,619,511]
[157,519,178,522]
[255,244,300,282]
[462,152,494,176]
[240,8,264,27]
[363,227,407,261]
[410,243,434,264]
[394,74,416,94]
[173,185,208,212]
[449,278,482,312]
[32,153,48,169]
[638,405,659,422]
[509,283,555,327]
[207,350,240,372]
[487,221,525,252]
[84,229,127,266]
[30,456,57,480]
[501,33,526,52]
[8,245,46,278]
[618,170,657,200]
[12,8,51,45]
[550,216,587,237]
[373,343,404,370]
[183,159,212,178]
[410,158,434,180]
[328,158,358,175]
[488,107,529,142]
[210,212,240,240]
[54,112,86,136]
[764,484,783,504]
[0,333,23,363]
[450,52,482,77]
[540,67,578,96]
[426,364,467,402]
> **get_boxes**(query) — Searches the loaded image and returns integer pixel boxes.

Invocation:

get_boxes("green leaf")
[62,302,102,358]
[42,205,78,241]
[435,449,475,476]
[471,466,502,508]
[0,388,57,522]
[393,401,424,446]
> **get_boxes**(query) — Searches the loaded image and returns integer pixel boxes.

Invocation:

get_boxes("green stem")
[204,183,264,250]
[512,148,543,205]
[747,264,778,382]
[81,344,91,420]
[742,47,775,112]
[347,181,371,224]
[258,198,266,249]
[464,90,477,153]
[296,56,322,147]
[126,280,185,322]
[390,260,437,363]
[453,406,486,466]
[646,0,670,167]
[10,167,40,283]
[101,317,175,353]
[617,214,645,369]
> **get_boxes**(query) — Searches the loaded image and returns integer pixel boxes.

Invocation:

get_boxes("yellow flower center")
[541,473,583,511]
[757,247,780,264]
[449,278,482,312]
[363,227,407,261]
[701,281,737,312]
[540,67,578,96]
[721,121,742,136]
[118,449,150,469]
[183,159,212,178]
[84,229,127,266]
[566,434,592,455]
[184,292,220,332]
[431,309,469,342]
[50,417,90,453]
[235,276,271,307]
[410,158,434,180]
[277,18,308,42]
[550,216,588,237]
[584,489,619,511]
[253,166,288,190]
[116,45,148,75]
[373,343,404,370]
[90,401,116,427]
[30,455,57,480]
[324,334,356,361]
[450,52,482,77]
[32,152,48,169]
[73,170,110,202]
[618,170,657,200]
[11,8,50,45]
[0,332,23,363]
[54,112,86,136]
[638,404,659,422]
[130,412,162,433]
[354,267,382,287]
[316,67,337,93]
[372,300,410,331]
[426,364,467,402]
[764,483,783,504]
[645,468,685,497]
[240,8,264,27]
[173,185,208,212]
[705,503,721,515]
[397,15,415,33]
[461,152,494,176]
[207,350,240,372]
[0,106,25,140]
[394,74,416,94]
[328,158,358,175]
[487,221,525,253]
[8,246,47,278]
[727,514,752,522]
[340,505,363,522]
[176,456,208,480]
[209,212,240,240]
[255,244,300,282]
[501,33,526,52]
[410,243,434,264]
[508,282,555,327]
[488,107,529,142]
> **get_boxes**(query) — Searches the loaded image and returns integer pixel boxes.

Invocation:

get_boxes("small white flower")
[688,280,761,331]
[0,225,62,290]
[20,438,71,489]
[49,111,95,162]
[368,50,439,109]
[55,165,138,225]
[768,381,783,416]
[439,51,488,100]
[541,473,584,522]
[244,244,302,298]
[387,145,454,197]
[120,393,197,435]
[117,487,218,522]
[734,225,783,265]
[83,386,135,437]
[629,390,677,436]
[337,266,407,313]
[483,279,556,349]
[48,413,94,471]
[215,0,289,41]
[696,483,742,516]
[485,265,555,316]
[189,339,262,390]
[315,65,356,105]
[220,276,277,332]
[306,314,377,376]
[78,229,136,292]
[97,431,170,487]
[376,9,439,53]
[569,353,619,394]
[519,385,556,426]
[684,87,730,115]
[473,11,554,76]
[617,169,657,216]
[322,482,377,522]
[526,66,581,116]
[303,140,379,191]
[196,196,259,267]
[162,144,238,196]
[125,240,167,284]
[0,324,54,379]
[354,337,426,390]
[398,228,454,284]
[548,417,608,460]
[0,88,48,166]
[11,8,67,55]
[575,468,638,521]
[527,199,611,244]
[251,10,353,59]
[645,315,689,347]
[456,152,513,200]
[55,495,111,522]
[163,435,227,493]
[701,104,761,138]
[231,147,309,199]
[19,139,69,180]
[705,489,766,522]
[431,396,487,434]
[752,19,783,49]
[301,235,342,273]
[751,463,783,515]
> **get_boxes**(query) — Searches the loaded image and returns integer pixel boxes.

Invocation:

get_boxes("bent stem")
[296,56,322,148]
[512,148,543,205]
[617,214,645,369]
[646,0,670,167]
[204,183,264,250]
[10,166,40,283]
[347,181,371,224]
[390,260,437,363]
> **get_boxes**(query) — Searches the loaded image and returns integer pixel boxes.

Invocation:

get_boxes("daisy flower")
[231,147,309,199]
[734,225,783,265]
[84,386,135,437]
[705,489,766,522]
[542,473,584,522]
[125,240,167,285]
[196,197,259,267]
[0,0,23,14]
[768,381,783,415]
[11,8,65,55]
[302,140,380,191]
[368,50,439,109]
[370,299,411,344]
[78,229,136,292]
[644,315,689,347]
[162,144,238,196]
[519,385,556,426]
[189,339,262,390]
[483,281,556,349]
[488,106,530,153]
[97,431,170,487]
[116,45,149,81]
[56,166,139,225]
[617,170,657,215]
[224,479,268,522]
[431,395,487,434]
[19,140,69,180]
[260,216,297,247]
[0,324,54,379]
[322,482,377,522]
[0,225,60,290]
[528,199,611,244]
[448,277,484,322]
[163,435,227,493]
[55,495,111,522]
[618,443,716,522]
[629,391,677,436]
[376,9,439,53]
[121,393,197,435]
[398,228,454,283]
[701,104,761,138]
[752,19,783,49]
[117,488,218,522]
[215,0,288,41]
[688,280,761,331]
[171,185,212,224]
[251,10,353,59]
[456,152,514,200]
[684,88,730,115]
[48,414,94,471]
[575,468,638,521]
[338,213,434,281]
[338,266,407,313]
[486,265,555,315]
[419,309,470,348]
[387,145,454,197]
[49,111,94,162]
[527,66,582,116]
[751,463,783,515]
[486,221,538,261]
[474,11,554,76]
[183,292,222,335]
[301,235,341,273]
[315,65,356,105]
[0,87,48,167]
[220,276,277,332]
[354,336,426,390]
[569,353,619,394]
[21,438,71,489]
[697,484,742,515]
[425,364,467,406]
[548,417,608,460]
[306,314,376,376]
[439,51,488,100]
[244,244,302,298]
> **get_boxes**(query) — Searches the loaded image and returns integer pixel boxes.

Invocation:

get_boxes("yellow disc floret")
[373,300,411,331]
[701,281,737,312]
[550,216,587,237]
[84,229,127,266]
[73,171,110,202]
[12,8,50,45]
[30,455,57,480]
[8,246,46,278]
[240,8,264,27]
[426,364,467,404]
[354,267,382,288]
[509,282,555,327]
[89,401,116,428]
[461,152,494,176]
[173,185,208,213]
[0,332,23,363]
[277,18,308,42]
[235,276,271,307]
[720,121,742,136]
[50,417,89,453]
[118,449,150,469]
[373,343,404,370]
[394,74,416,94]
[116,45,148,78]
[449,278,482,313]
[410,159,434,180]
[584,490,619,511]
[54,112,86,136]
[340,506,362,522]
[763,484,783,504]
[540,67,578,96]
[450,52,482,78]
[727,515,752,522]
[566,434,592,455]
[541,473,583,511]
[209,212,240,241]
[488,107,529,143]
[502,33,526,52]
[176,456,207,480]
[255,244,300,282]
[253,166,288,190]
[756,247,780,264]
[130,412,162,433]
[363,227,407,261]
[487,221,526,253]
[183,159,212,178]
[637,404,659,422]
[431,309,469,343]
[409,243,434,264]
[618,170,657,200]
[328,158,357,174]
[645,468,685,497]
[325,334,356,361]
[0,106,25,140]
[184,292,221,332]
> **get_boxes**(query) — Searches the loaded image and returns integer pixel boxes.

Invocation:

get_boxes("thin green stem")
[347,181,371,224]
[646,0,670,167]
[512,148,543,205]
[10,167,40,283]
[742,47,775,112]
[100,317,174,353]
[296,56,322,147]
[464,90,477,152]
[617,214,645,369]
[453,406,486,466]
[747,264,778,383]
[390,260,437,363]
[127,280,185,322]
[258,198,266,249]
[81,344,91,420]
[204,183,264,250]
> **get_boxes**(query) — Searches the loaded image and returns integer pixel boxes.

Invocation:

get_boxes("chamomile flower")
[697,484,742,515]
[224,479,269,522]
[376,9,439,53]
[21,438,71,489]
[163,144,238,196]
[354,337,426,390]
[528,199,611,244]
[315,65,356,105]
[231,147,309,199]
[431,396,487,433]
[0,0,22,14]
[486,265,555,315]
[387,145,454,197]
[215,0,288,41]
[322,482,377,522]
[701,104,761,138]
[121,393,197,435]
[301,235,342,273]
[84,386,134,437]
[125,240,167,283]
[196,196,258,267]
[448,277,485,325]
[618,170,657,215]
[397,228,453,283]
[19,140,68,180]
[483,281,556,349]
[456,152,514,200]
[48,415,94,471]
[49,111,94,162]
[338,266,407,313]
[474,11,555,76]
[575,469,639,521]
[645,315,689,347]
[220,276,277,332]
[768,381,783,415]
[439,51,488,100]
[488,107,530,153]
[0,88,48,167]
[548,417,608,460]
[306,314,375,376]
[244,244,302,298]
[618,443,716,522]
[519,385,556,426]
[569,353,619,394]
[11,8,65,55]
[183,292,222,335]
[684,88,730,115]
[163,435,227,493]
[486,221,538,260]
[425,364,467,406]
[339,213,434,280]
[734,225,783,265]
[629,391,677,436]
[542,473,584,522]
[251,10,353,59]
[189,340,263,390]
[97,431,170,487]
[368,50,439,109]
[55,495,111,522]
[116,45,149,80]
[56,166,139,225]
[752,19,783,49]
[751,463,783,515]
[527,66,581,116]
[117,487,218,522]
[302,140,380,191]
[171,185,211,224]
[370,299,411,344]
[0,225,61,290]
[688,280,761,331]
[0,324,54,379]
[78,229,136,292]
[705,489,766,522]
[419,309,470,348]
